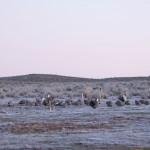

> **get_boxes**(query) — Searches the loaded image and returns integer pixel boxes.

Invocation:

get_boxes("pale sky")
[0,0,150,78]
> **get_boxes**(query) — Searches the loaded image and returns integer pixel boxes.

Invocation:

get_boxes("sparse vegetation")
[0,74,150,149]
[0,75,150,100]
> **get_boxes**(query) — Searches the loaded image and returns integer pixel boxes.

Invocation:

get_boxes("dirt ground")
[0,96,150,150]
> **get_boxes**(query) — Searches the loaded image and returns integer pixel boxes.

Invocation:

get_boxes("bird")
[73,99,83,106]
[8,101,13,107]
[89,98,99,109]
[145,100,149,105]
[115,100,124,106]
[135,100,141,106]
[106,101,113,107]
[118,94,127,102]
[139,100,146,104]
[125,100,130,105]
[43,94,54,112]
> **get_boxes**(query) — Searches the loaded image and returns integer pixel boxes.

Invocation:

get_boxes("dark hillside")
[0,74,96,83]
[0,74,149,83]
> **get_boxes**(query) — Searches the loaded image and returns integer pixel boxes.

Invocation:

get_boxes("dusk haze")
[0,1,150,149]
[0,0,150,78]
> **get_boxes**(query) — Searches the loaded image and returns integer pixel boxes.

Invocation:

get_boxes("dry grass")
[0,80,150,100]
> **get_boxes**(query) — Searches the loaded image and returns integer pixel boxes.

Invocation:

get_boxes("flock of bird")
[6,93,150,111]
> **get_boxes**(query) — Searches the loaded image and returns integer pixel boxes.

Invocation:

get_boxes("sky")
[0,0,150,78]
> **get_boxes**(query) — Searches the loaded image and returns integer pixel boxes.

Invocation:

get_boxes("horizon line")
[0,73,149,80]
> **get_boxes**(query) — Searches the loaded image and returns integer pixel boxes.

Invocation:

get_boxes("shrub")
[68,92,73,99]
[66,87,72,91]
[19,91,27,97]
[3,89,8,92]
[91,90,101,99]
[83,87,93,100]
[141,93,147,99]
[0,94,4,99]
[100,91,108,99]
[116,87,127,95]
[147,95,150,99]
[5,92,16,98]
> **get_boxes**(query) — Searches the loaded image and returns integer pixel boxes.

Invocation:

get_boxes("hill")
[0,74,149,83]
[0,74,96,83]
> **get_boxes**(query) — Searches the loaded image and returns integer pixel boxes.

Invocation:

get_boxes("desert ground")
[0,75,150,150]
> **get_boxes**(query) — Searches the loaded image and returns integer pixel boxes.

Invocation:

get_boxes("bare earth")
[0,98,150,150]
[0,75,150,149]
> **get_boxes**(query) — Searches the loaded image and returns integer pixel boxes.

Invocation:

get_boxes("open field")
[0,74,150,149]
